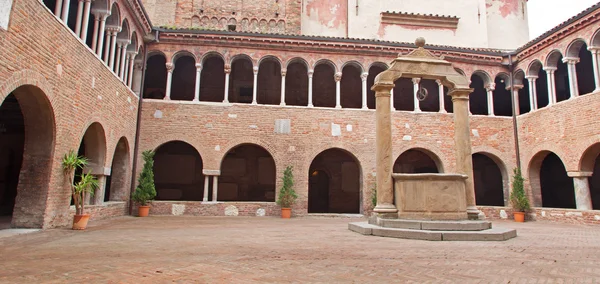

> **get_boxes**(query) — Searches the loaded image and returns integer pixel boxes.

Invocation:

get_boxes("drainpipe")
[128,30,156,215]
[508,54,521,170]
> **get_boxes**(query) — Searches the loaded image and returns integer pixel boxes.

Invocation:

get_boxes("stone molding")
[381,11,459,30]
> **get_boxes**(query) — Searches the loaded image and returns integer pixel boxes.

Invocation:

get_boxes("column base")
[374,204,398,214]
[163,97,171,101]
[308,104,314,108]
[440,110,447,113]
[280,103,286,106]
[413,109,421,113]
[361,106,368,110]
[466,206,481,220]
[335,105,342,109]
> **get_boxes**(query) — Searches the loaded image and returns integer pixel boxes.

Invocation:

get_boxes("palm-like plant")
[72,172,99,215]
[62,150,96,215]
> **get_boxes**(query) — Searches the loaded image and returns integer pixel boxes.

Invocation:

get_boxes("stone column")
[563,57,580,98]
[223,65,231,103]
[114,42,122,74]
[568,171,593,211]
[372,83,398,215]
[203,176,210,202]
[412,78,421,112]
[307,69,314,107]
[486,83,495,116]
[194,63,202,102]
[512,85,523,115]
[588,47,600,92]
[212,176,219,202]
[91,14,100,51]
[252,66,258,104]
[335,72,342,109]
[449,88,479,219]
[74,0,85,36]
[132,62,143,96]
[61,0,71,23]
[93,175,107,205]
[280,69,286,106]
[436,79,446,113]
[544,67,557,105]
[119,43,128,80]
[127,54,135,88]
[54,0,63,17]
[361,72,368,109]
[164,63,173,100]
[108,30,118,69]
[80,0,92,41]
[123,54,130,84]
[525,75,538,110]
[95,14,108,56]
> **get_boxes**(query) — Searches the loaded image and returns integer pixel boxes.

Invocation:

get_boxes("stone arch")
[0,84,56,228]
[527,60,543,77]
[77,121,108,205]
[200,52,225,102]
[219,143,276,202]
[367,61,389,70]
[340,61,363,109]
[514,69,531,114]
[581,142,600,209]
[545,50,563,68]
[469,72,490,115]
[105,137,130,202]
[230,54,255,67]
[285,57,309,106]
[580,142,600,173]
[126,31,138,53]
[191,15,201,28]
[565,39,597,95]
[313,59,337,108]
[308,148,362,214]
[200,51,225,65]
[367,62,388,110]
[285,57,309,70]
[171,51,197,101]
[229,54,255,103]
[472,151,509,206]
[117,18,130,41]
[529,151,575,209]
[566,38,589,58]
[340,61,365,73]
[172,50,197,65]
[492,73,513,116]
[143,53,167,99]
[105,3,120,27]
[393,148,443,174]
[591,28,600,47]
[258,55,283,68]
[153,141,205,201]
[313,59,338,73]
[257,56,282,105]
[472,70,493,86]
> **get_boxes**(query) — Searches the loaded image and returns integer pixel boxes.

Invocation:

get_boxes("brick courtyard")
[1,217,600,283]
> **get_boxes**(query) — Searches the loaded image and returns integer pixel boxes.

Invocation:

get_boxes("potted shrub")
[132,150,157,217]
[277,166,297,219]
[510,167,530,222]
[63,150,99,230]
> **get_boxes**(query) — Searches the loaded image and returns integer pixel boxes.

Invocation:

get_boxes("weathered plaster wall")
[302,0,348,37]
[486,0,529,50]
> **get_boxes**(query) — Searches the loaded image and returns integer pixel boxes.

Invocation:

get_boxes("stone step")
[368,217,492,231]
[349,222,517,241]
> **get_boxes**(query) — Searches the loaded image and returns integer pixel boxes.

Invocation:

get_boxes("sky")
[528,0,599,39]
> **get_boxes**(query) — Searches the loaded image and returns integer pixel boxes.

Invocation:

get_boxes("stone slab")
[348,222,376,235]
[441,227,517,241]
[378,219,422,229]
[421,220,492,231]
[349,222,517,241]
[0,229,41,239]
[372,227,442,241]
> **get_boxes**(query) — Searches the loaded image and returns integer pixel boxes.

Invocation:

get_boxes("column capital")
[412,77,421,85]
[224,64,231,74]
[525,75,538,80]
[372,84,394,96]
[334,72,342,82]
[485,83,495,92]
[510,84,524,91]
[562,57,580,64]
[195,63,202,70]
[92,9,110,18]
[567,171,593,178]
[587,46,600,53]
[253,66,259,75]
[165,62,174,72]
[543,66,557,73]
[361,72,368,81]
[448,88,473,101]
[134,62,143,70]
[435,79,443,86]
[126,51,137,58]
[308,69,314,77]
[281,68,287,77]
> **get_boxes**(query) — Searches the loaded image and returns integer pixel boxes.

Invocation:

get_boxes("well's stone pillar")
[568,171,593,210]
[373,83,397,215]
[449,89,479,219]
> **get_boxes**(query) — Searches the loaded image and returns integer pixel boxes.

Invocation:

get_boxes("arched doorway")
[0,86,55,228]
[531,152,575,209]
[308,148,361,213]
[220,144,276,201]
[104,137,130,202]
[393,149,441,173]
[153,141,204,201]
[472,153,505,206]
[77,122,107,205]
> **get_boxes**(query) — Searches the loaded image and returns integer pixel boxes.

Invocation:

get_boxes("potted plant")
[132,150,157,217]
[510,167,530,222]
[63,150,99,230]
[277,166,297,218]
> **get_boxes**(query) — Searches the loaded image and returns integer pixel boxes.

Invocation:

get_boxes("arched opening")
[153,141,204,201]
[115,20,130,75]
[534,152,575,209]
[171,54,196,101]
[200,55,225,102]
[579,143,600,209]
[392,78,413,111]
[285,60,308,106]
[567,41,596,95]
[43,0,57,15]
[87,0,109,48]
[104,137,130,202]
[555,54,570,103]
[493,75,513,117]
[469,73,489,115]
[65,0,79,32]
[366,64,386,110]
[228,56,254,104]
[308,148,361,213]
[515,70,531,114]
[536,68,550,108]
[313,62,336,108]
[472,153,505,206]
[257,58,282,105]
[77,122,107,205]
[143,54,167,99]
[419,79,440,112]
[393,149,441,173]
[220,144,276,202]
[340,64,362,109]
[0,86,55,229]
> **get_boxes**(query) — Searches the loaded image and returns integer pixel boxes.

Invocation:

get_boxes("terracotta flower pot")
[513,211,525,222]
[281,208,291,219]
[138,205,150,217]
[72,214,90,230]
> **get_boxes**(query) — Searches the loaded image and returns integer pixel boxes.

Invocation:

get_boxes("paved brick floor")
[1,216,600,283]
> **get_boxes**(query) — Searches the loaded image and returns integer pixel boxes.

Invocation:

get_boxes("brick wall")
[0,0,139,228]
